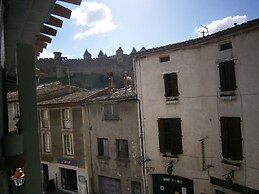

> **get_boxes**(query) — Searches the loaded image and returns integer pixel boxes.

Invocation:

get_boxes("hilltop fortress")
[36,46,142,89]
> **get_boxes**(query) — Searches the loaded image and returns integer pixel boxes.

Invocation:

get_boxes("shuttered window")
[158,118,183,155]
[220,117,242,160]
[163,73,179,98]
[97,138,109,157]
[219,61,236,92]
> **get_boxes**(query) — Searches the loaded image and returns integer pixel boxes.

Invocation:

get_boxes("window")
[97,138,109,157]
[40,109,49,128]
[131,181,141,194]
[159,55,170,63]
[42,132,51,153]
[104,103,119,120]
[13,103,20,118]
[220,42,232,51]
[63,133,73,156]
[220,117,242,160]
[218,61,236,93]
[116,139,129,158]
[61,168,77,191]
[163,73,179,100]
[99,176,121,194]
[62,109,72,129]
[157,118,183,155]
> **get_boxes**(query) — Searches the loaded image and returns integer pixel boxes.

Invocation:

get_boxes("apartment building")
[134,19,259,194]
[84,87,143,194]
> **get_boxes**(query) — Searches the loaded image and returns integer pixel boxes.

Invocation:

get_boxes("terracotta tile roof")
[7,81,84,102]
[135,18,259,57]
[85,87,137,102]
[38,88,107,106]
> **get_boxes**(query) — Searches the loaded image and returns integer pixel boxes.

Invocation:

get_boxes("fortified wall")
[36,47,138,89]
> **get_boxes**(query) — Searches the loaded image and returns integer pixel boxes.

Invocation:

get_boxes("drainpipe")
[137,99,148,194]
[134,57,148,194]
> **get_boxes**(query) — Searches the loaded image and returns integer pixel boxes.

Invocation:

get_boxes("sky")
[39,0,259,59]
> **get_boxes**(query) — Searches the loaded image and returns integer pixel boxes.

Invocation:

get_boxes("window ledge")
[162,154,179,161]
[166,97,179,104]
[115,157,130,162]
[220,91,236,100]
[221,160,241,170]
[104,116,119,120]
[97,156,110,160]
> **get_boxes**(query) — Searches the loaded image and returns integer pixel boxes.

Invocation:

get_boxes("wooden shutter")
[219,61,236,91]
[163,73,179,97]
[220,117,230,159]
[225,61,236,91]
[171,118,183,155]
[219,63,227,91]
[158,119,166,154]
[228,117,242,160]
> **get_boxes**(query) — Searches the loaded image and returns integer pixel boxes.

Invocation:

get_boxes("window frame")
[163,72,179,101]
[41,131,51,153]
[97,138,109,158]
[220,117,243,161]
[63,133,74,156]
[157,118,183,156]
[62,108,72,129]
[159,55,170,63]
[219,42,232,51]
[40,109,49,128]
[13,102,20,118]
[104,103,119,120]
[116,139,129,159]
[218,60,237,94]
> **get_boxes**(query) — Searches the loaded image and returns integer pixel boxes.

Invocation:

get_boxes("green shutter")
[219,62,227,91]
[158,119,166,154]
[225,61,236,91]
[220,117,230,159]
[171,118,183,155]
[228,117,242,160]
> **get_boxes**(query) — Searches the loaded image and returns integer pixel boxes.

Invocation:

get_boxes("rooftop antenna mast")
[199,25,209,37]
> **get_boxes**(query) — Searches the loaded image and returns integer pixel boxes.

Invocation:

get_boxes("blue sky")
[39,0,259,59]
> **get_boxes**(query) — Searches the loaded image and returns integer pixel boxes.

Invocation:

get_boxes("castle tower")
[98,50,104,58]
[53,51,62,60]
[140,47,146,52]
[116,46,123,56]
[83,49,92,60]
[130,47,137,55]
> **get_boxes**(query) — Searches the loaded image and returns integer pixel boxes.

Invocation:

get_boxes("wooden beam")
[45,16,63,28]
[58,0,82,5]
[53,4,72,19]
[40,25,57,36]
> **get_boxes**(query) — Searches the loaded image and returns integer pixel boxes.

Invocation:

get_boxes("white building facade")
[134,19,259,194]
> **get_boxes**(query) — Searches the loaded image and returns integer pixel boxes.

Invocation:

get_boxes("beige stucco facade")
[134,21,259,194]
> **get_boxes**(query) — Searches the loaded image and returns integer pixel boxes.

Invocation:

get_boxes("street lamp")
[12,168,25,186]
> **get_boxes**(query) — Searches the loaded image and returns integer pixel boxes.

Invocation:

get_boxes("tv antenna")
[199,25,209,37]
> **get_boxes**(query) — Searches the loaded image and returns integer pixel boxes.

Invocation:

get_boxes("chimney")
[54,52,62,60]
[107,72,113,94]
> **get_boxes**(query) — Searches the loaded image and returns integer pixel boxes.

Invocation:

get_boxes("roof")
[38,88,107,106]
[7,81,84,102]
[8,81,137,106]
[5,0,82,77]
[85,87,137,103]
[135,18,259,58]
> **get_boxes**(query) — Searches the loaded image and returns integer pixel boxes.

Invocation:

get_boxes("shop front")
[152,174,194,194]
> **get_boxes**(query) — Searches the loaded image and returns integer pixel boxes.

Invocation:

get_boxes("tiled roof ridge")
[136,18,259,56]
